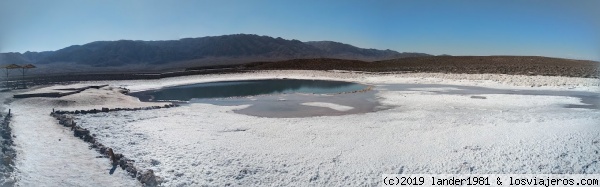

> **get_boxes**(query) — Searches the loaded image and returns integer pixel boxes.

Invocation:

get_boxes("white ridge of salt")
[301,102,354,111]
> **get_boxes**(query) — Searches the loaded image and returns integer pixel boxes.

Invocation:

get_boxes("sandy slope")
[4,70,600,186]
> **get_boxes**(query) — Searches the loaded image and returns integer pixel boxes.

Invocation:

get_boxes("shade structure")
[4,64,22,69]
[3,64,21,89]
[18,64,36,88]
[22,64,36,69]
[2,64,36,89]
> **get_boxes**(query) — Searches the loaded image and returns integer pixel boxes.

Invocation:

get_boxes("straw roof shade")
[22,64,36,69]
[4,64,21,69]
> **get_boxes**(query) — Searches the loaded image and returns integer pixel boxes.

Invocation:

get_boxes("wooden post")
[21,68,25,89]
[107,148,117,165]
[4,68,8,88]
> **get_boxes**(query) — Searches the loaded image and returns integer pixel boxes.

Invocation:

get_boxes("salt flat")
[4,70,599,186]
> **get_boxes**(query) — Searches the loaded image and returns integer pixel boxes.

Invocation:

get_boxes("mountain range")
[0,34,430,73]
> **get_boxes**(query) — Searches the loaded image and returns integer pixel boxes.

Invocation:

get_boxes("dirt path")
[9,105,138,186]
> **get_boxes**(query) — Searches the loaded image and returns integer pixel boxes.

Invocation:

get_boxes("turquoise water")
[132,79,367,102]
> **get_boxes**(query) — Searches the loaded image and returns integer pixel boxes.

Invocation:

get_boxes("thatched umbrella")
[21,64,36,68]
[4,64,21,69]
[3,64,21,88]
[20,64,36,78]
[19,64,36,88]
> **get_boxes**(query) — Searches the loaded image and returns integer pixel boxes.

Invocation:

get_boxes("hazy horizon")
[1,0,599,61]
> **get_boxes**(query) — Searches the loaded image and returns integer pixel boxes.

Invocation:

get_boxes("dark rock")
[83,135,94,143]
[125,164,138,177]
[73,128,90,138]
[139,170,159,187]
[99,146,107,154]
[102,107,110,112]
[119,158,129,169]
[470,96,487,99]
[114,153,123,160]
[150,159,161,166]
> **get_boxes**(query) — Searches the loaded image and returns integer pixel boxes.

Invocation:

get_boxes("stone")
[150,159,161,166]
[125,163,138,177]
[73,128,90,138]
[114,153,123,160]
[119,159,129,169]
[139,170,159,187]
[83,135,94,143]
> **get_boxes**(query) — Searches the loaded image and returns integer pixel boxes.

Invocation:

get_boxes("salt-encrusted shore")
[100,70,599,92]
[3,70,599,186]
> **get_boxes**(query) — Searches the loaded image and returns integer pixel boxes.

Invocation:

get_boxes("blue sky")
[1,0,599,60]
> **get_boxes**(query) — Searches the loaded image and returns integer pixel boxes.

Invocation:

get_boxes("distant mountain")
[305,41,429,60]
[0,34,431,71]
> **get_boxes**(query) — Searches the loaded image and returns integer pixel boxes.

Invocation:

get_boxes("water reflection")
[131,79,367,101]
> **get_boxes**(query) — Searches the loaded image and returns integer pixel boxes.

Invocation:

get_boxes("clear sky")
[1,0,599,60]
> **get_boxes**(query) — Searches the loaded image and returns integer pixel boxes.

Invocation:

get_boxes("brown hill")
[9,56,599,86]
[242,56,599,78]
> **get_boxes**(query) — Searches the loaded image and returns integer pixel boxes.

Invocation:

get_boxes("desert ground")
[1,70,599,186]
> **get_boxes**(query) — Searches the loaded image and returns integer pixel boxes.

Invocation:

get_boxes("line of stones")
[1,112,15,161]
[50,104,176,186]
[1,111,16,185]
[51,104,175,115]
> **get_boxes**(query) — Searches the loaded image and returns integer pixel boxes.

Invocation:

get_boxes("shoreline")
[109,70,599,93]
